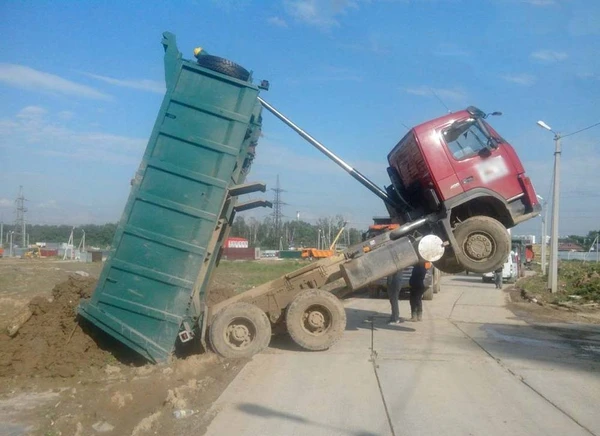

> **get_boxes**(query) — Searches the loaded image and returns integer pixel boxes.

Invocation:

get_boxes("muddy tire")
[454,216,510,274]
[286,289,346,351]
[432,268,441,294]
[209,302,271,359]
[422,287,434,301]
[196,55,250,81]
[434,251,465,274]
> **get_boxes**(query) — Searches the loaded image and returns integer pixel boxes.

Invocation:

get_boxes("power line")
[14,186,27,248]
[562,121,600,138]
[271,175,287,243]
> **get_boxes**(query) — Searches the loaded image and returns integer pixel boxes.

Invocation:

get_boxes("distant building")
[514,234,536,244]
[558,242,584,252]
[225,237,249,248]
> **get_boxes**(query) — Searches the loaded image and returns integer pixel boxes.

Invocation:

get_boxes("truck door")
[440,120,522,201]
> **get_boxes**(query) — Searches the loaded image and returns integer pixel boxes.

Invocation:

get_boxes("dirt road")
[203,274,600,436]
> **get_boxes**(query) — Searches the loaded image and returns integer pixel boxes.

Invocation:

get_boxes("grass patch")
[520,260,600,303]
[213,260,307,292]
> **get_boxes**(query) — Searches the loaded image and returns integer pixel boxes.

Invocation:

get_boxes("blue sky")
[1,0,599,240]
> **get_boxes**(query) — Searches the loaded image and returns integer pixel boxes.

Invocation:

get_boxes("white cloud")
[83,73,165,94]
[17,106,47,119]
[0,198,11,208]
[284,0,358,28]
[0,64,112,100]
[530,50,568,62]
[404,85,467,101]
[0,107,146,166]
[502,73,536,86]
[267,16,288,28]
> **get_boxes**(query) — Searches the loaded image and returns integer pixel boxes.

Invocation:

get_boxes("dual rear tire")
[209,290,346,358]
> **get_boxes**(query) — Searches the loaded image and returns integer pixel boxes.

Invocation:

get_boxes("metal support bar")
[229,182,267,197]
[389,216,429,240]
[233,199,273,213]
[258,97,399,209]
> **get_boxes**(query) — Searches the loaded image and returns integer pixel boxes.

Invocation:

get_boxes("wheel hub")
[465,233,493,260]
[225,320,253,348]
[301,305,331,336]
[307,311,326,329]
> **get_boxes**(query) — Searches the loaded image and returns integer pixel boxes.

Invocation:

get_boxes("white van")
[482,251,518,284]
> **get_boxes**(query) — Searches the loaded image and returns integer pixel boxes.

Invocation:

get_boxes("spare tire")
[196,55,250,81]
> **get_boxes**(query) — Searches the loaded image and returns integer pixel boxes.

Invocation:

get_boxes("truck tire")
[196,55,250,81]
[209,302,271,359]
[286,289,346,351]
[423,287,434,301]
[433,251,465,274]
[432,268,441,294]
[453,216,510,274]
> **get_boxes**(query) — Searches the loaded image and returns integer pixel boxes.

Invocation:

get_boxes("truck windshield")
[443,122,490,160]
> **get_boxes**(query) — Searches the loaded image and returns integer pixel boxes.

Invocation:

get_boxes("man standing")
[387,270,403,324]
[409,262,427,322]
[494,266,503,289]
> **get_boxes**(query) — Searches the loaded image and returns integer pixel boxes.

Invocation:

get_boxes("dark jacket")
[409,264,427,289]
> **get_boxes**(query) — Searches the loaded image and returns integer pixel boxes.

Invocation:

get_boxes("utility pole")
[270,175,286,245]
[548,133,561,293]
[14,186,27,248]
[539,197,548,276]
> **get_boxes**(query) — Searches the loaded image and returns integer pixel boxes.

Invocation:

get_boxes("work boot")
[417,312,423,321]
[409,312,418,322]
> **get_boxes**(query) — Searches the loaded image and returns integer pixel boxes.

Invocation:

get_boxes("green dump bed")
[78,32,263,363]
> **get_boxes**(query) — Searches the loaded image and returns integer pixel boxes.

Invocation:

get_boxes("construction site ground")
[0,258,302,436]
[1,259,599,435]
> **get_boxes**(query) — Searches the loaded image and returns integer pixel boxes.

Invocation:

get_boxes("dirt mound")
[0,275,119,378]
[206,287,236,307]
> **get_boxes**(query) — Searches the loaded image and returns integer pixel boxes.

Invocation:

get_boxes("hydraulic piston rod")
[258,97,399,209]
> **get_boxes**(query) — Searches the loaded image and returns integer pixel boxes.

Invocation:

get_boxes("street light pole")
[537,121,561,293]
[537,195,548,275]
[548,133,561,293]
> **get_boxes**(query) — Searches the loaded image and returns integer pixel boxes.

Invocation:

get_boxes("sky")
[1,0,599,241]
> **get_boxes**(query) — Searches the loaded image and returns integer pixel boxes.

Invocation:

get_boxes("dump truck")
[78,32,540,362]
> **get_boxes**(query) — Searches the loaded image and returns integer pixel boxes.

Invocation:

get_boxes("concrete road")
[204,274,600,436]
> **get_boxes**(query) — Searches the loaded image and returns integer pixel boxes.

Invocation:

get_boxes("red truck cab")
[386,106,540,273]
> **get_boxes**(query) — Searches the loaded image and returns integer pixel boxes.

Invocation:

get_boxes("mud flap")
[340,237,419,291]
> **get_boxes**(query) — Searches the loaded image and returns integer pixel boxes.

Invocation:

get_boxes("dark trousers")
[409,287,426,315]
[388,287,401,322]
[494,272,503,289]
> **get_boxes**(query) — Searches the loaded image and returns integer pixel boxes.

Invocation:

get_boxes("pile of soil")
[0,275,119,378]
[205,287,236,307]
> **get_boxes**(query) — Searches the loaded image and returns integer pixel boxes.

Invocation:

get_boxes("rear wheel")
[286,290,346,351]
[432,268,441,294]
[422,287,434,301]
[209,302,271,358]
[433,250,465,274]
[454,216,510,274]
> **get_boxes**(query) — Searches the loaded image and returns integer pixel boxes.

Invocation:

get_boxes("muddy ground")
[507,286,600,325]
[0,259,244,436]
